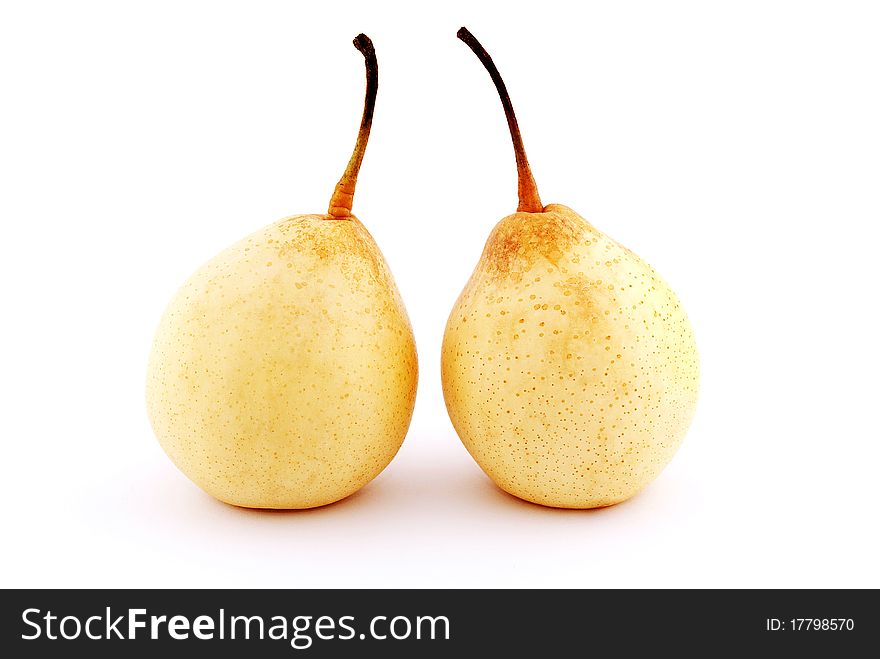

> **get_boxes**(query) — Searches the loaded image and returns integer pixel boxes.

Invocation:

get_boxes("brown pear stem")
[457,27,543,213]
[327,34,377,219]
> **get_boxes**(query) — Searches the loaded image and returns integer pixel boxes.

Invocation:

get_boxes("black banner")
[0,589,874,656]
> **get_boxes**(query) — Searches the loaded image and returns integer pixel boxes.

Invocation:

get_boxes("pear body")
[441,204,698,508]
[147,214,417,509]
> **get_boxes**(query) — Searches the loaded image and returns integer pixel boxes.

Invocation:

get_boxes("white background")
[1,1,878,588]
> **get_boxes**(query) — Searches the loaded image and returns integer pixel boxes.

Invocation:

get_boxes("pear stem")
[457,27,543,214]
[327,34,377,219]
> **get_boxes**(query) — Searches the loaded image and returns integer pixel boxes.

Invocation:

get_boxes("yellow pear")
[441,28,699,509]
[146,35,417,509]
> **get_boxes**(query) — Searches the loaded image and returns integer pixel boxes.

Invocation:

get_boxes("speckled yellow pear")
[146,35,417,509]
[441,28,699,509]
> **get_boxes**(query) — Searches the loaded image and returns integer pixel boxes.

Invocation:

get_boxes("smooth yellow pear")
[147,35,417,509]
[441,28,699,509]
